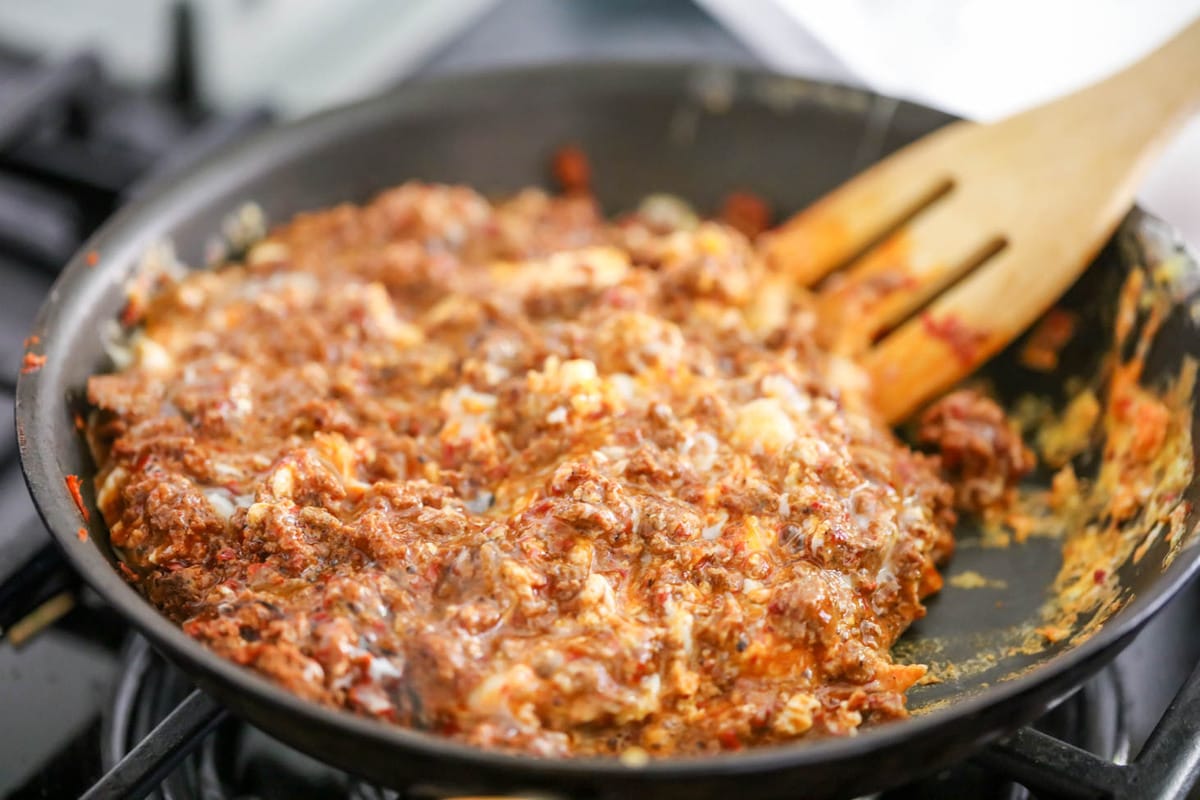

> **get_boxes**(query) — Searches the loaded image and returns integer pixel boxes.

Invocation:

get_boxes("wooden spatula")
[763,17,1200,423]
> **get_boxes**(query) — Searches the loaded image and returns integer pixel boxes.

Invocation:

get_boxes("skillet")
[16,63,1200,799]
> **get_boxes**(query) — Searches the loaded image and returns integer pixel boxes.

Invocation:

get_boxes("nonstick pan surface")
[16,64,1200,799]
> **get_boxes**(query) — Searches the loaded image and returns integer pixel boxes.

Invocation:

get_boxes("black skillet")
[16,64,1200,799]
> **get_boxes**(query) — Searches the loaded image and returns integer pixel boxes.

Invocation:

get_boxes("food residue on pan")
[1049,464,1080,512]
[64,474,89,522]
[947,571,1007,590]
[1028,265,1194,647]
[893,624,1030,699]
[1018,308,1078,372]
[1036,389,1103,469]
[902,257,1197,689]
[20,352,46,374]
[1033,624,1070,644]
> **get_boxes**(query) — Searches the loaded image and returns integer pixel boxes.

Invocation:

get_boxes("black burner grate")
[86,633,1199,800]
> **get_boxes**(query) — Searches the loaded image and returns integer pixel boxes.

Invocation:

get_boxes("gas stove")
[3,3,1200,799]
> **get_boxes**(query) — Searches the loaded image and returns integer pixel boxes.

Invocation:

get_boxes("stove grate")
[83,634,1200,800]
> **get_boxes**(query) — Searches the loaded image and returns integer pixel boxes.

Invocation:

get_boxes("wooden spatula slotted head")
[764,17,1200,423]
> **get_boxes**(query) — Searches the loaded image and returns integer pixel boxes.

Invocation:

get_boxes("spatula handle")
[859,18,1200,423]
[1054,16,1200,172]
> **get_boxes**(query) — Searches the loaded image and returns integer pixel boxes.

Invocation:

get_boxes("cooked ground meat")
[918,390,1035,512]
[88,182,964,758]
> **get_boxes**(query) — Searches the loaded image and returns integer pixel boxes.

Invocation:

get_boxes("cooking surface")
[3,2,1200,798]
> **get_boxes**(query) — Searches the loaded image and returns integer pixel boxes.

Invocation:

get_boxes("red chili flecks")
[717,730,742,750]
[20,352,46,374]
[85,250,99,267]
[719,190,772,238]
[1094,569,1107,584]
[76,527,88,542]
[119,299,143,327]
[598,286,638,309]
[65,474,90,521]
[551,144,591,195]
[920,312,989,365]
[1113,394,1135,420]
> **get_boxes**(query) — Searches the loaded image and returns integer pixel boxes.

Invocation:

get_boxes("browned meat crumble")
[87,182,1024,758]
[918,390,1035,513]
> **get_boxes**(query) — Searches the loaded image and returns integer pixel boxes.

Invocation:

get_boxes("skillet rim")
[14,61,1200,785]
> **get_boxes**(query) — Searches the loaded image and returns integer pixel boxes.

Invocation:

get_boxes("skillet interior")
[16,64,1200,799]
